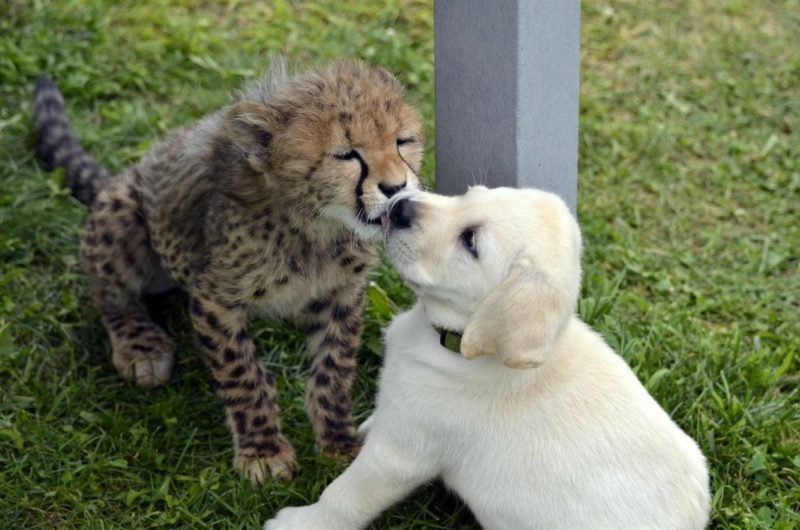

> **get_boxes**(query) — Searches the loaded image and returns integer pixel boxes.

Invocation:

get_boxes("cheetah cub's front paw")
[263,505,331,530]
[234,435,298,486]
[110,326,175,387]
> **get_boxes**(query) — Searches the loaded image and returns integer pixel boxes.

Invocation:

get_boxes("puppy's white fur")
[265,186,710,530]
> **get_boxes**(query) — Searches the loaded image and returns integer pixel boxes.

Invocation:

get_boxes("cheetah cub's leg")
[81,181,175,387]
[190,296,297,486]
[302,287,366,459]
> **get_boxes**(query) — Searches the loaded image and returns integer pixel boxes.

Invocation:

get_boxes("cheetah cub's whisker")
[32,58,425,485]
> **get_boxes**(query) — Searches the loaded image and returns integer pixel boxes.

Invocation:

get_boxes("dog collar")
[434,326,462,354]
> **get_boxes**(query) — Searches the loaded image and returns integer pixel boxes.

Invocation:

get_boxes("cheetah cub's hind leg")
[81,177,176,387]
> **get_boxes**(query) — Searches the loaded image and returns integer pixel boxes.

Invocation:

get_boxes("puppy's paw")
[263,505,328,530]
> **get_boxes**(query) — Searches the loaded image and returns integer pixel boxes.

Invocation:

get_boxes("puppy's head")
[384,186,582,368]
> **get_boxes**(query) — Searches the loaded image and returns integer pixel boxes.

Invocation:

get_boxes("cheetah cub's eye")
[460,228,479,259]
[396,137,415,147]
[333,150,358,161]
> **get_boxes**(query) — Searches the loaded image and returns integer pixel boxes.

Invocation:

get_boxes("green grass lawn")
[1,0,798,527]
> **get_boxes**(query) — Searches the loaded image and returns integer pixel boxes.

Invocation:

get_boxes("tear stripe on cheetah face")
[35,58,426,485]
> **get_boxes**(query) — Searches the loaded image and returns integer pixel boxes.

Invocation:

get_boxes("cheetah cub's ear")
[224,102,284,171]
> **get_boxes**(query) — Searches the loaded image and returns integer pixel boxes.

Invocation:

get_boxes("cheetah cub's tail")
[33,76,109,206]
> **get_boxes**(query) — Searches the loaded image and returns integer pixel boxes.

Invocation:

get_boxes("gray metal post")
[435,0,581,212]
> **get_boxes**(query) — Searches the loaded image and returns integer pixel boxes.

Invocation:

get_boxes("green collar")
[434,326,463,354]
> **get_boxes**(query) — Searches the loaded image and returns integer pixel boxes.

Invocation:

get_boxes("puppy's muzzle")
[388,197,415,229]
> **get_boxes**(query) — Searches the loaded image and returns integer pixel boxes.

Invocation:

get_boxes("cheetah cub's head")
[222,60,425,241]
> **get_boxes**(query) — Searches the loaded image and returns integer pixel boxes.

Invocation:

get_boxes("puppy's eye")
[333,150,358,161]
[396,137,415,146]
[460,229,478,258]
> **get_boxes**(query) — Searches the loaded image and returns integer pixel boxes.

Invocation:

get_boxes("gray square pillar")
[435,0,581,212]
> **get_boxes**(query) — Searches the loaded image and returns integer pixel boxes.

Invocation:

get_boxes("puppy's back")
[547,318,710,528]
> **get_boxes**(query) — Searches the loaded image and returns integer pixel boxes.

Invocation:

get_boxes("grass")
[0,0,797,527]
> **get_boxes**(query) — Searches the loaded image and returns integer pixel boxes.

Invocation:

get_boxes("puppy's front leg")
[264,430,437,530]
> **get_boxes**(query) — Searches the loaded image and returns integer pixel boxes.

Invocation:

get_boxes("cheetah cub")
[33,59,424,485]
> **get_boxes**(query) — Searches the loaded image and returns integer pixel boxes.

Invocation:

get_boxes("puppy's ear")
[461,251,579,369]
[223,101,284,171]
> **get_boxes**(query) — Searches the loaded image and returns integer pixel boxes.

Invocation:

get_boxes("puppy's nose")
[378,181,406,198]
[389,197,414,228]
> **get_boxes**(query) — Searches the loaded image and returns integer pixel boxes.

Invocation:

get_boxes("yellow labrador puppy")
[265,186,710,530]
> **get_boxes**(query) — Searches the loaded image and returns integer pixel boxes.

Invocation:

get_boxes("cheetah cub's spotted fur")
[33,60,424,485]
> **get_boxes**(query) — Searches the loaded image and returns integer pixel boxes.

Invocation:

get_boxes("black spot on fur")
[261,425,279,437]
[255,129,272,147]
[219,379,257,390]
[221,395,252,407]
[332,305,350,321]
[233,411,247,434]
[317,395,332,411]
[306,298,328,314]
[205,312,222,331]
[330,431,360,447]
[324,417,350,431]
[197,333,217,351]
[323,355,337,370]
[223,348,238,362]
